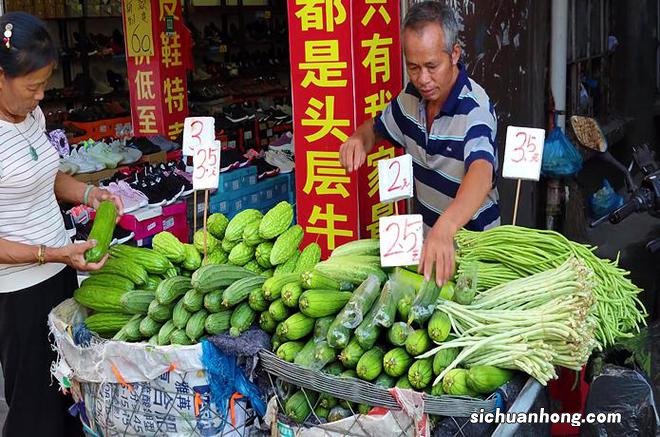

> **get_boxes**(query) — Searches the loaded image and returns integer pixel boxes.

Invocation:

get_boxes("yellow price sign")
[124,0,155,58]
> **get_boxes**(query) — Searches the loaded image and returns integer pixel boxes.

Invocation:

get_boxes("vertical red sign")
[123,0,192,140]
[288,0,360,258]
[352,0,405,239]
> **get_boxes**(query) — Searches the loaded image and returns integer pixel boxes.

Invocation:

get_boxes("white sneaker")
[108,140,142,165]
[76,146,106,171]
[65,148,98,173]
[59,158,79,175]
[265,150,294,173]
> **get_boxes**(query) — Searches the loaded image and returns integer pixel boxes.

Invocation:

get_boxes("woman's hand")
[87,187,124,219]
[48,240,108,271]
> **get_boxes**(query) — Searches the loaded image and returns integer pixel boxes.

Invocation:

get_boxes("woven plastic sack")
[541,126,583,177]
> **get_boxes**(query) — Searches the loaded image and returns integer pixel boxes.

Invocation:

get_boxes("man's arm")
[418,159,494,285]
[339,118,384,172]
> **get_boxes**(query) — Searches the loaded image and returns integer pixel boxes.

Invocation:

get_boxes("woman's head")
[0,12,57,119]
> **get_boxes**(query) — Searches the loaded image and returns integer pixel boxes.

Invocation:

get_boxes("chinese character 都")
[366,202,395,238]
[303,150,351,198]
[161,32,182,68]
[302,96,350,143]
[163,76,185,113]
[361,0,391,26]
[364,89,393,118]
[136,106,158,133]
[295,0,346,32]
[367,145,396,197]
[306,204,354,250]
[300,40,347,88]
[159,0,178,20]
[361,33,393,84]
[134,70,156,100]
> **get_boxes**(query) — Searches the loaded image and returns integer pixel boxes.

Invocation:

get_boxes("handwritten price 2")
[387,159,411,193]
[511,131,541,164]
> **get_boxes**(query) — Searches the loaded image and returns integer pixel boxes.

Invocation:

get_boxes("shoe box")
[121,200,189,246]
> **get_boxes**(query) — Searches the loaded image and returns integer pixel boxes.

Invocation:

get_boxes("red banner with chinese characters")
[352,0,405,239]
[123,0,192,140]
[288,0,360,258]
[288,0,403,257]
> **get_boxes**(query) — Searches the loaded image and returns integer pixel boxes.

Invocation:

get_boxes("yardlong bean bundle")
[420,258,599,385]
[455,225,646,346]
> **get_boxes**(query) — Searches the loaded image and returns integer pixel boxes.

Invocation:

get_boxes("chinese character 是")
[295,0,346,32]
[161,32,182,68]
[361,33,393,84]
[306,204,354,250]
[362,0,392,26]
[303,150,351,198]
[134,70,156,100]
[302,96,350,143]
[300,40,347,88]
[163,76,185,113]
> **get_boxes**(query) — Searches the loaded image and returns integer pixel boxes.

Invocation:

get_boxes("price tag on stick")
[378,154,414,203]
[502,126,546,225]
[183,116,215,157]
[192,131,220,191]
[379,214,424,267]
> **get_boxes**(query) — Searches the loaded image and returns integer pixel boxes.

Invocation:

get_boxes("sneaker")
[65,148,101,173]
[127,137,161,155]
[146,135,180,152]
[270,131,293,147]
[103,182,142,213]
[59,158,79,175]
[254,157,280,180]
[220,149,241,173]
[86,141,124,168]
[110,226,135,246]
[224,105,249,123]
[117,181,149,209]
[265,150,294,174]
[108,140,142,165]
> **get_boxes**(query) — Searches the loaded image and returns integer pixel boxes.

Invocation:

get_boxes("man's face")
[403,23,460,104]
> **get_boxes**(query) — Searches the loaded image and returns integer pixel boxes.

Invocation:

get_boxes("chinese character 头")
[302,96,350,143]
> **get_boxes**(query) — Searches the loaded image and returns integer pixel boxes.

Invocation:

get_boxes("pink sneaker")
[117,181,149,211]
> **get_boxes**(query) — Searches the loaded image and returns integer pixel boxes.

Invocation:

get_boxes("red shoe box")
[162,201,189,243]
[119,208,163,241]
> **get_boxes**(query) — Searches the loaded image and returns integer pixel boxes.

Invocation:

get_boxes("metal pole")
[551,0,569,129]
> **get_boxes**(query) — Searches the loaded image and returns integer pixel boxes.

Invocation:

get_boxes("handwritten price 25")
[511,131,541,164]
[382,218,422,259]
[195,147,219,179]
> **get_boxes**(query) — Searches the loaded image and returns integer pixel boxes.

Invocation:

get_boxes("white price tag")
[379,214,424,267]
[502,126,546,181]
[378,154,414,203]
[192,121,220,191]
[183,117,215,157]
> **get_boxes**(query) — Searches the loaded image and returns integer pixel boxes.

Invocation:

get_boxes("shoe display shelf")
[65,116,132,144]
[73,150,167,186]
[257,119,293,148]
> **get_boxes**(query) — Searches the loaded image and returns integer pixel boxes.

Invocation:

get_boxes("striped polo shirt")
[374,63,500,231]
[0,106,69,292]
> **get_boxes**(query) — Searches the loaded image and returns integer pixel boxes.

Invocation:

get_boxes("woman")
[0,12,123,437]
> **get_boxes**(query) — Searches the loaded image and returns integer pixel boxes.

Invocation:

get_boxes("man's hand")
[418,217,459,286]
[50,240,108,271]
[339,136,368,172]
[88,187,124,219]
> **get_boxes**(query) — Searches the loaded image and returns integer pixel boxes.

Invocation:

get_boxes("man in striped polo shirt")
[339,1,500,286]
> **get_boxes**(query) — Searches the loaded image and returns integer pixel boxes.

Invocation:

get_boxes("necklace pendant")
[29,146,38,161]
